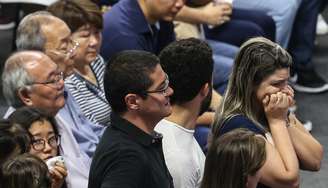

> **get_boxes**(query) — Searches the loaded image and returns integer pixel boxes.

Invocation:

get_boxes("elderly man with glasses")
[2,11,105,188]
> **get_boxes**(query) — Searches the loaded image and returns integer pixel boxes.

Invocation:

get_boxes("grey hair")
[2,51,38,108]
[16,11,54,51]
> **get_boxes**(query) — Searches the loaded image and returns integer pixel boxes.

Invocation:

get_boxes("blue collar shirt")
[100,0,175,60]
[55,88,106,188]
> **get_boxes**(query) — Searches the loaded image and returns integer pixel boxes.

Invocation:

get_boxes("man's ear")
[200,83,210,98]
[17,87,33,106]
[124,94,141,111]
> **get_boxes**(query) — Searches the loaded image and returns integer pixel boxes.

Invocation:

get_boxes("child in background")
[1,153,51,188]
[201,128,266,188]
[9,107,67,188]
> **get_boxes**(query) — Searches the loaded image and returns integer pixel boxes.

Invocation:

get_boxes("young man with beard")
[155,38,213,188]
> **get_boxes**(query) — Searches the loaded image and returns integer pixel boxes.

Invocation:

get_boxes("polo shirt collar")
[123,0,153,34]
[111,113,163,146]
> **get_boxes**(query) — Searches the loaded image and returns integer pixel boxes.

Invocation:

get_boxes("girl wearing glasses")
[9,107,67,188]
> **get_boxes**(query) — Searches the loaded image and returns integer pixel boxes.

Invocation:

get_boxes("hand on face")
[49,162,67,188]
[262,92,290,123]
[280,85,295,106]
[261,84,295,109]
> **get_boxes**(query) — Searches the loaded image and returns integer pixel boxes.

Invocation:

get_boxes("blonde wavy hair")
[212,37,293,137]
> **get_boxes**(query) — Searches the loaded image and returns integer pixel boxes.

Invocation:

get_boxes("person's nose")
[280,82,289,91]
[43,141,53,153]
[175,0,185,9]
[166,86,174,97]
[89,34,100,48]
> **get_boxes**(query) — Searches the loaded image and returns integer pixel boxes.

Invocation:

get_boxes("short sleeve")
[100,34,146,61]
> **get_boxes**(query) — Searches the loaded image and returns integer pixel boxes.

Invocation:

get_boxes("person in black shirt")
[88,50,174,188]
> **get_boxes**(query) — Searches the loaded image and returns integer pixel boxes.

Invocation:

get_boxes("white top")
[55,112,91,188]
[155,119,205,188]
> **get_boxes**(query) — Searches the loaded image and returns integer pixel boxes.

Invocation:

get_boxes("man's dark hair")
[104,50,160,114]
[159,38,213,104]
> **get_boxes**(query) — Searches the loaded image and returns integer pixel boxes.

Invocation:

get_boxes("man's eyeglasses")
[49,40,80,59]
[145,74,170,95]
[31,135,60,151]
[66,40,79,55]
[29,71,64,88]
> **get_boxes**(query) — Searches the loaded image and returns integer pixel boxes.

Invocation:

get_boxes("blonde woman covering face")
[212,37,323,188]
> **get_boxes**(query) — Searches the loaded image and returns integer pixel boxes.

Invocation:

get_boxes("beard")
[199,84,212,116]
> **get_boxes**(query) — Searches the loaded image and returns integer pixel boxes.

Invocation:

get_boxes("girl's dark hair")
[9,106,59,137]
[201,128,266,188]
[0,119,30,167]
[1,153,51,188]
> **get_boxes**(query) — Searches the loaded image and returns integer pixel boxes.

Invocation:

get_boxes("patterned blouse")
[65,55,111,126]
